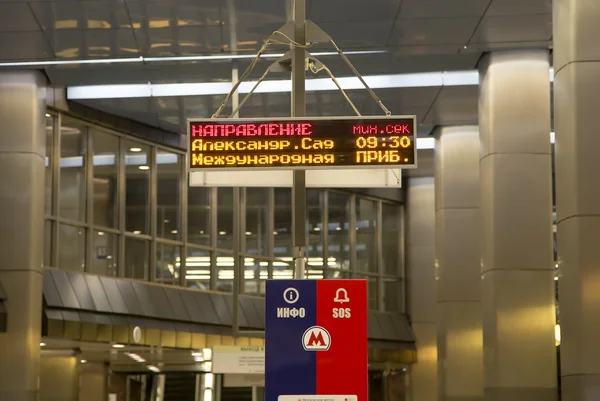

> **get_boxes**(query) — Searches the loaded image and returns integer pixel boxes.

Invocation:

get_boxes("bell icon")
[334,288,350,304]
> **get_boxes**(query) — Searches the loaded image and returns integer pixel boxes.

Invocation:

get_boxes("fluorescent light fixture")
[219,231,226,235]
[132,230,141,234]
[138,165,150,170]
[130,147,142,152]
[550,131,555,144]
[80,359,87,364]
[67,70,481,100]
[245,231,252,235]
[112,344,125,349]
[45,113,51,118]
[0,50,385,68]
[40,342,46,347]
[98,231,104,236]
[416,137,434,150]
[171,229,178,234]
[147,365,161,373]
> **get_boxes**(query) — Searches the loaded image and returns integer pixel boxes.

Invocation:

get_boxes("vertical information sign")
[265,279,368,401]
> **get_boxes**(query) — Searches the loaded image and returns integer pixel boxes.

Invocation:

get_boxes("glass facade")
[44,111,406,311]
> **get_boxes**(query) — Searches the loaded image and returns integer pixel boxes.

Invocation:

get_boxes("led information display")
[187,116,417,170]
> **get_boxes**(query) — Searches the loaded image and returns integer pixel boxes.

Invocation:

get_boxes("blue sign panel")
[265,280,317,401]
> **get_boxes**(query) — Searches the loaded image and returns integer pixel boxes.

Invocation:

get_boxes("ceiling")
[0,0,552,138]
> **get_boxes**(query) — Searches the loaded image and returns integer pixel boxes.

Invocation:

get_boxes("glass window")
[356,198,378,273]
[124,237,149,280]
[382,203,401,276]
[328,191,350,272]
[45,114,54,216]
[156,243,181,285]
[58,224,85,271]
[244,257,268,296]
[186,248,211,290]
[383,278,400,312]
[188,187,211,246]
[92,129,119,229]
[274,189,292,259]
[217,188,234,250]
[215,252,234,292]
[125,142,151,234]
[361,275,378,310]
[307,189,323,271]
[59,117,87,221]
[245,188,269,256]
[90,231,118,277]
[157,150,181,240]
[44,220,52,267]
[272,259,294,280]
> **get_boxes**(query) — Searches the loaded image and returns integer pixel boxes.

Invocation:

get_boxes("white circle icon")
[283,287,299,304]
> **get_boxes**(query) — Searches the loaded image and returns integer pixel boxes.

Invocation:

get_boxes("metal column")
[291,0,307,279]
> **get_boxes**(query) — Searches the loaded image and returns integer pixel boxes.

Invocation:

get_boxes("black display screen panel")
[188,116,417,170]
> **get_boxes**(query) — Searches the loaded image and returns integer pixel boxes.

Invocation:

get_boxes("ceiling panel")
[472,13,552,44]
[308,0,401,23]
[30,1,130,31]
[135,26,223,56]
[49,28,139,59]
[222,23,288,52]
[422,85,478,125]
[222,0,288,26]
[0,3,39,32]
[127,0,223,28]
[486,0,552,16]
[45,60,233,86]
[0,31,54,60]
[389,17,479,47]
[79,98,160,127]
[311,21,394,50]
[399,0,489,19]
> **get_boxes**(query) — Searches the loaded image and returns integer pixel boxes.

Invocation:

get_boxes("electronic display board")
[187,116,417,171]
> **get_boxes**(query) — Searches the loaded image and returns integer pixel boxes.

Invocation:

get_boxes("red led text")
[191,123,312,138]
[352,124,411,135]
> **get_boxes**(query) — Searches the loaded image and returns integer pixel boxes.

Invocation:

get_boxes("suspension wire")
[329,38,391,116]
[212,30,310,119]
[309,61,361,116]
[229,68,272,118]
[212,40,273,118]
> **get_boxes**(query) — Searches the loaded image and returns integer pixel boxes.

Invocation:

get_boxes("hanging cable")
[229,68,272,118]
[309,61,361,116]
[329,38,391,116]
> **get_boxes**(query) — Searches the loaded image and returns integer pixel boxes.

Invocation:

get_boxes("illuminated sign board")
[187,116,417,170]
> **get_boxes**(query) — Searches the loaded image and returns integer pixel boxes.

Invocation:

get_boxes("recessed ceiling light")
[554,276,559,281]
[336,226,342,231]
[98,231,105,236]
[112,344,125,349]
[463,45,468,49]
[133,230,141,235]
[273,231,278,235]
[164,219,170,223]
[40,342,46,347]
[314,227,321,231]
[199,230,204,234]
[245,231,252,235]
[130,147,142,152]
[45,113,51,118]
[147,365,161,373]
[80,359,87,364]
[219,231,226,235]
[171,229,178,234]
[138,165,150,170]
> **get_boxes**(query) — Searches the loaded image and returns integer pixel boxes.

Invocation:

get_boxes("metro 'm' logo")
[308,331,325,346]
[302,326,331,351]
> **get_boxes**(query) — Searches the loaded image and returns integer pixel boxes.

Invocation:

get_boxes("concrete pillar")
[553,0,600,398]
[478,51,557,401]
[0,71,46,401]
[40,354,79,401]
[406,177,437,401]
[434,126,483,401]
[79,362,109,401]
